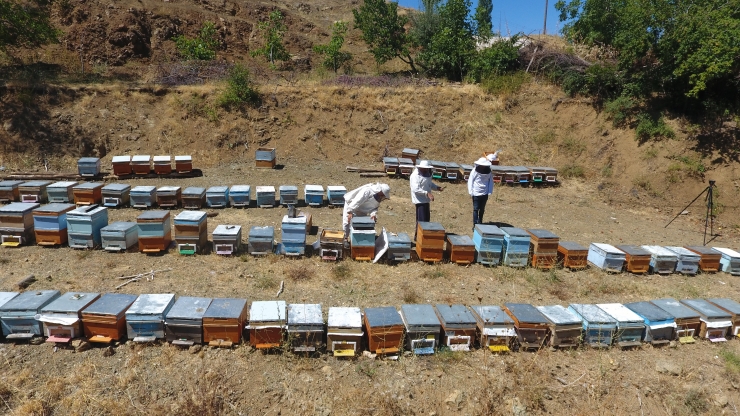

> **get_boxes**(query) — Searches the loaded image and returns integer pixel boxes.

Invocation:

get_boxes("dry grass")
[286,264,315,281]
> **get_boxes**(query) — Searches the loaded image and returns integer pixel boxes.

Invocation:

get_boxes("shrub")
[467,37,521,82]
[480,71,530,95]
[635,114,675,142]
[175,22,219,61]
[561,164,585,178]
[218,64,260,109]
[603,96,637,127]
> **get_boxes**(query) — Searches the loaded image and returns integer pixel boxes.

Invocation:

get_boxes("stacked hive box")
[131,155,151,175]
[248,300,286,349]
[469,305,516,352]
[181,187,206,209]
[350,216,376,261]
[37,292,100,343]
[229,185,251,207]
[130,186,156,209]
[400,304,441,355]
[165,296,212,346]
[81,293,138,343]
[73,182,104,205]
[111,156,132,176]
[319,229,344,261]
[153,156,172,175]
[256,186,275,208]
[503,303,549,350]
[136,211,172,253]
[445,234,475,264]
[281,215,307,256]
[102,184,131,208]
[202,298,248,347]
[174,155,192,173]
[327,307,363,357]
[473,224,504,266]
[206,186,229,208]
[77,157,101,177]
[401,148,420,165]
[255,147,276,168]
[100,222,138,252]
[527,229,559,269]
[557,241,588,269]
[156,186,181,208]
[212,225,241,255]
[125,294,176,343]
[19,180,51,203]
[174,211,208,255]
[685,246,722,272]
[616,245,651,274]
[279,185,298,206]
[0,180,24,202]
[248,226,274,255]
[0,290,61,340]
[47,181,77,203]
[0,202,39,246]
[66,205,109,249]
[415,221,445,262]
[501,227,530,267]
[33,203,75,246]
[287,303,324,352]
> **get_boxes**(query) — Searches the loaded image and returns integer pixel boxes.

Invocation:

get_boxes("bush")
[467,37,521,82]
[218,64,260,109]
[604,96,638,127]
[480,71,530,95]
[174,22,219,61]
[561,164,585,178]
[635,114,675,142]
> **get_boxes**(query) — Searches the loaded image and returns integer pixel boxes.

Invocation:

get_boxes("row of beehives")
[2,291,740,354]
[0,180,346,209]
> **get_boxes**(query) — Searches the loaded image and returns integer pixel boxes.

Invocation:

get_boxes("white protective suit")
[342,183,390,237]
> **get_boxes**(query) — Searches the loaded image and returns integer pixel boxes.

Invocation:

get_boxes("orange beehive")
[415,221,445,262]
[445,234,475,265]
[557,241,588,269]
[72,183,104,205]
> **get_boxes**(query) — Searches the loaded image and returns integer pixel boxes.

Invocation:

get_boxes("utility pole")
[543,0,548,35]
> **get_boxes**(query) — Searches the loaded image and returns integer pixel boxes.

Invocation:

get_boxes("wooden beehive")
[401,148,420,165]
[111,156,132,176]
[0,180,24,203]
[125,294,176,342]
[131,155,151,175]
[0,202,39,247]
[536,305,583,348]
[72,182,104,205]
[66,205,109,249]
[174,155,192,173]
[212,225,242,255]
[206,186,229,208]
[398,158,415,176]
[364,306,404,355]
[383,157,399,176]
[319,229,344,261]
[256,186,276,208]
[445,234,475,265]
[350,216,375,261]
[597,303,645,348]
[102,183,131,208]
[567,304,617,348]
[587,243,626,272]
[400,304,440,355]
[287,303,324,352]
[527,229,559,269]
[229,185,251,207]
[248,300,286,349]
[707,298,740,339]
[651,298,700,344]
[38,292,100,343]
[47,181,78,203]
[501,227,530,267]
[327,307,363,357]
[19,180,51,203]
[165,296,212,346]
[152,155,172,175]
[248,226,274,255]
[445,162,461,181]
[469,305,516,352]
[685,246,722,273]
[557,241,588,269]
[182,187,206,210]
[77,157,101,177]
[255,147,276,168]
[503,303,549,350]
[681,299,732,342]
[0,290,61,340]
[429,160,445,179]
[641,245,678,274]
[202,298,248,347]
[156,186,181,208]
[81,293,138,343]
[33,203,76,246]
[624,301,676,345]
[415,221,445,262]
[174,211,207,255]
[460,164,473,181]
[615,245,651,274]
[136,210,172,253]
[130,186,157,209]
[665,246,700,275]
[100,221,138,252]
[435,304,477,351]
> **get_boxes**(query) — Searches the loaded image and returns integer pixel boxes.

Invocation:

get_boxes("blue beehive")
[641,245,678,274]
[100,221,138,252]
[624,301,676,345]
[229,185,251,207]
[248,226,274,255]
[473,224,504,266]
[102,183,131,208]
[350,216,376,247]
[500,227,530,267]
[33,203,75,232]
[130,186,157,209]
[256,186,276,208]
[47,181,78,203]
[125,294,176,343]
[0,290,61,339]
[281,215,306,256]
[67,205,109,249]
[597,303,646,348]
[279,185,298,206]
[567,304,617,348]
[326,186,346,207]
[137,211,171,238]
[304,185,324,207]
[387,232,412,262]
[712,247,740,275]
[77,157,101,177]
[587,243,626,272]
[206,186,229,208]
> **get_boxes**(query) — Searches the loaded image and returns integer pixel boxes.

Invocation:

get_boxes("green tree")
[174,22,220,60]
[0,0,58,53]
[473,0,493,39]
[313,21,353,73]
[417,0,475,80]
[251,10,290,67]
[353,0,416,72]
[468,35,520,82]
[218,63,260,109]
[410,0,442,56]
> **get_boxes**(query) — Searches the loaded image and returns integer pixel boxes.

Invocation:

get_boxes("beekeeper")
[342,183,391,238]
[409,160,443,238]
[468,157,494,228]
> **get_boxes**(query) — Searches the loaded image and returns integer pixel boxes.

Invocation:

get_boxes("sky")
[396,0,566,37]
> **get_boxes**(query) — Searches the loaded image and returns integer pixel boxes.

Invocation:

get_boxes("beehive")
[615,245,651,274]
[212,225,242,255]
[435,304,477,351]
[81,293,138,343]
[248,300,286,349]
[101,183,131,208]
[350,216,376,261]
[248,225,274,255]
[304,185,324,207]
[364,306,404,355]
[460,164,474,181]
[47,181,78,203]
[326,186,347,206]
[445,234,475,265]
[512,166,531,186]
[473,224,504,266]
[0,290,61,340]
[501,227,530,267]
[100,221,138,252]
[503,303,549,350]
[125,294,176,342]
[72,182,104,205]
[429,160,445,179]
[256,186,276,208]
[202,298,248,347]
[469,305,516,352]
[33,203,76,246]
[130,186,157,209]
[651,298,700,343]
[255,147,276,168]
[174,155,192,173]
[0,180,24,202]
[641,245,678,274]
[597,303,646,348]
[206,186,229,208]
[281,215,306,256]
[527,229,559,269]
[66,205,109,249]
[38,292,101,343]
[398,158,415,176]
[131,155,152,175]
[557,241,588,269]
[181,187,206,209]
[567,304,617,348]
[279,185,298,206]
[156,186,181,208]
[587,243,626,272]
[383,157,399,176]
[707,298,740,339]
[229,185,251,207]
[165,296,213,346]
[287,303,324,352]
[624,301,676,345]
[0,202,39,246]
[136,210,172,253]
[415,221,445,262]
[712,247,740,275]
[19,180,51,203]
[400,304,440,355]
[685,246,722,273]
[665,246,700,275]
[174,211,207,255]
[680,299,732,342]
[401,148,420,165]
[111,156,132,176]
[327,307,363,357]
[152,155,172,175]
[386,232,412,262]
[445,162,461,181]
[536,305,583,348]
[77,157,101,177]
[319,229,344,261]
[491,166,505,184]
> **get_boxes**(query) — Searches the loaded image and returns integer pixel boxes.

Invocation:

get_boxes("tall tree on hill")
[0,0,58,55]
[474,0,493,39]
[251,10,290,67]
[410,0,442,57]
[417,0,475,80]
[353,0,417,72]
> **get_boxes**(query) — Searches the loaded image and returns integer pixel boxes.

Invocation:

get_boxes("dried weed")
[286,264,314,281]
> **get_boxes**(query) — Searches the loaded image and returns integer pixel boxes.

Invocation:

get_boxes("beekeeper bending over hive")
[342,183,391,238]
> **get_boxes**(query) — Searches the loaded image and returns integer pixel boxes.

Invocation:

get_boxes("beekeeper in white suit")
[342,183,391,238]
